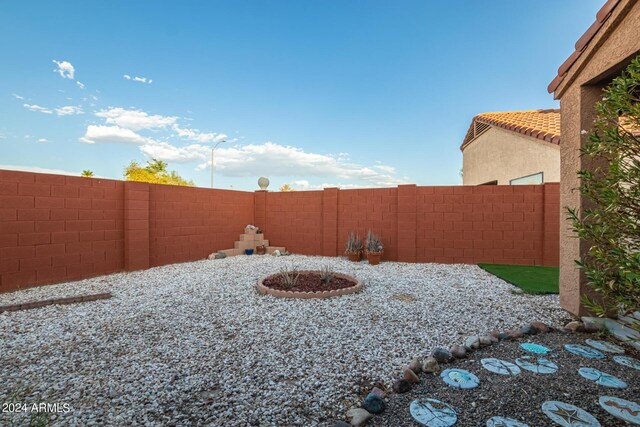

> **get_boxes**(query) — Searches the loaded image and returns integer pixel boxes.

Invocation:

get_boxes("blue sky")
[0,0,602,190]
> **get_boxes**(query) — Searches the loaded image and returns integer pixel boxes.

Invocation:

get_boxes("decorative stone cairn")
[209,225,285,258]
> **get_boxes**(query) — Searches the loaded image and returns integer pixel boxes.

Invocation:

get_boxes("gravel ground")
[374,331,640,426]
[0,255,567,426]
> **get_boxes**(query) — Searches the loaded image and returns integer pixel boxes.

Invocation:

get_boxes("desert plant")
[278,265,300,288]
[365,229,383,253]
[568,55,640,318]
[319,265,335,284]
[81,169,94,177]
[344,231,363,254]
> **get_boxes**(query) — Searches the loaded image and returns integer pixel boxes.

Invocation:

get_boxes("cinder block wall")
[0,169,560,293]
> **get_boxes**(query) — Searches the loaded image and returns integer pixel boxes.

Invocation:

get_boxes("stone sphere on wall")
[258,177,270,190]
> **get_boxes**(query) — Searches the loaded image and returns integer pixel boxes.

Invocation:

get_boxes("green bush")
[568,55,640,317]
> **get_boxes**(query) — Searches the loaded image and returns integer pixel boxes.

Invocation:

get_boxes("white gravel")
[0,255,566,426]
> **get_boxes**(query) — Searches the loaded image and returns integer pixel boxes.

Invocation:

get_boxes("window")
[510,172,543,185]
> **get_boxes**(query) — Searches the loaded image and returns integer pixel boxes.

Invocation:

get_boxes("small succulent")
[365,229,383,253]
[345,231,363,254]
[319,265,335,284]
[278,265,300,288]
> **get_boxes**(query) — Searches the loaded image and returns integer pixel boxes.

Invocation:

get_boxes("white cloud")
[140,140,207,163]
[55,105,84,116]
[12,94,24,100]
[76,81,85,89]
[375,164,396,173]
[172,124,227,143]
[52,60,75,79]
[37,138,49,143]
[79,125,148,145]
[197,142,407,187]
[23,103,53,114]
[0,164,79,176]
[95,107,177,131]
[123,74,152,84]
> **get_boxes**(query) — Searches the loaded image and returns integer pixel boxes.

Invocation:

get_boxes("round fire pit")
[256,270,363,299]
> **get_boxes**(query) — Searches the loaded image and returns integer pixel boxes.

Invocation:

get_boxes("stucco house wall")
[462,127,560,185]
[551,0,640,316]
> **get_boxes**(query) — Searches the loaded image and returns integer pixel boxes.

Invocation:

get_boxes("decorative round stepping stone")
[515,356,558,374]
[486,416,530,427]
[520,342,551,355]
[613,355,640,371]
[578,367,627,389]
[598,396,640,425]
[440,368,480,389]
[541,401,601,427]
[585,339,624,354]
[481,358,521,376]
[410,398,457,426]
[564,344,605,359]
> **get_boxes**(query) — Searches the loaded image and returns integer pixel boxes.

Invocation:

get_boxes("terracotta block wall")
[0,170,125,293]
[0,169,560,293]
[415,184,557,265]
[336,187,399,261]
[149,184,254,266]
[255,190,323,255]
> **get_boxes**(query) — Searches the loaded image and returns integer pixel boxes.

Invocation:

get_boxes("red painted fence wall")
[0,169,560,293]
[255,183,559,267]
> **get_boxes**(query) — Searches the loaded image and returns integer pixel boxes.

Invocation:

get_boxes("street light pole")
[211,139,227,188]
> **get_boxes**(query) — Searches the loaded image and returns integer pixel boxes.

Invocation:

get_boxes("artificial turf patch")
[478,264,559,294]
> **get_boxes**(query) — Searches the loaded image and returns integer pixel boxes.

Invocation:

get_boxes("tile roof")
[548,0,622,95]
[461,109,561,151]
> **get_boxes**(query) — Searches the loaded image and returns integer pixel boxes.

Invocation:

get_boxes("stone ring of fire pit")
[256,270,363,299]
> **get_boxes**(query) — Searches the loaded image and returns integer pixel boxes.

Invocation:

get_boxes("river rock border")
[256,271,363,299]
[336,319,613,426]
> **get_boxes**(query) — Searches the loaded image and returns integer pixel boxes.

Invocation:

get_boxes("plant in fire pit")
[365,230,384,265]
[319,265,335,284]
[278,265,301,289]
[344,231,363,262]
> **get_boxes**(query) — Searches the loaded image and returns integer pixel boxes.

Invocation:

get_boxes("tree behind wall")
[124,159,194,187]
[569,55,640,318]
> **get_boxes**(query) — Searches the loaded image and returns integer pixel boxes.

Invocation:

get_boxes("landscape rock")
[392,379,412,393]
[490,330,500,339]
[431,347,453,363]
[450,345,467,359]
[507,329,524,339]
[370,387,386,399]
[531,321,550,332]
[422,357,439,373]
[520,325,538,335]
[346,408,373,427]
[332,422,351,427]
[479,336,493,347]
[408,357,422,374]
[362,393,385,414]
[464,335,481,350]
[565,320,584,332]
[498,332,509,340]
[403,366,420,383]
